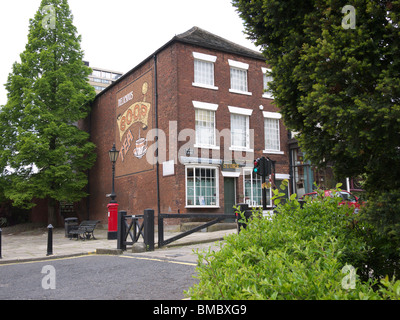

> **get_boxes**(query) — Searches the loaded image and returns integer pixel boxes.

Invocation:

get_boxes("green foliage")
[232,1,400,283]
[362,189,400,245]
[271,178,289,206]
[358,189,400,279]
[0,0,96,222]
[186,188,400,300]
[232,0,400,192]
[379,276,400,300]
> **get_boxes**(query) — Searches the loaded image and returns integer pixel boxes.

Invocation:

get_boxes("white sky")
[0,0,260,106]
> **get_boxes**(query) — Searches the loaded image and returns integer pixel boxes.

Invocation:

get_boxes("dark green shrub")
[358,189,400,280]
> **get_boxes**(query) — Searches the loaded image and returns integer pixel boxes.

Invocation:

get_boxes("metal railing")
[158,213,236,248]
[117,209,154,251]
[116,206,251,251]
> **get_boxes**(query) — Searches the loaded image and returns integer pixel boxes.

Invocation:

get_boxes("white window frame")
[192,52,218,90]
[185,165,219,208]
[193,101,220,150]
[263,111,283,154]
[243,170,290,208]
[262,67,273,99]
[243,168,271,207]
[228,106,253,152]
[229,59,252,96]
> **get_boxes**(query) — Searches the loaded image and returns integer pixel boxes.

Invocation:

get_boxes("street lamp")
[108,143,119,203]
[107,143,119,240]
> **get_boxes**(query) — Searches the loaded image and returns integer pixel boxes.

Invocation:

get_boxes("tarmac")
[0,224,237,265]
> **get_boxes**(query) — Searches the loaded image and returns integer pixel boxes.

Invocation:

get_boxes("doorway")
[224,178,236,217]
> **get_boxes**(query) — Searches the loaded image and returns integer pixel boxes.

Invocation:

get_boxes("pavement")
[0,224,237,265]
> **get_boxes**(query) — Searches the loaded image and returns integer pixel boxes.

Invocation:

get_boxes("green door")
[224,178,236,218]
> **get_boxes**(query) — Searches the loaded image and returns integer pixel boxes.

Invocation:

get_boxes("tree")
[0,0,96,225]
[187,195,400,299]
[232,0,400,193]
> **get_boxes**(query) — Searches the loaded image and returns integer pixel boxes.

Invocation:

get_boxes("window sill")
[263,150,284,155]
[192,83,219,91]
[194,144,220,150]
[229,89,252,96]
[229,146,254,153]
[185,205,220,209]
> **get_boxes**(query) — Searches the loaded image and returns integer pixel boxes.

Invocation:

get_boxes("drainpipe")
[154,54,161,216]
[288,132,294,197]
[87,104,93,220]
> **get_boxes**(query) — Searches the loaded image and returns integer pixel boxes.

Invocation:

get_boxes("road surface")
[0,254,197,300]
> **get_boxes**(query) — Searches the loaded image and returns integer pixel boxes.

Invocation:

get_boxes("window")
[93,85,105,92]
[229,59,252,95]
[231,114,248,148]
[102,71,111,79]
[195,109,215,147]
[244,170,289,208]
[243,169,270,207]
[228,106,253,151]
[92,70,101,78]
[90,78,111,84]
[230,68,247,92]
[193,52,218,90]
[194,60,214,86]
[186,167,219,207]
[262,67,273,99]
[112,73,122,80]
[263,112,283,154]
[193,101,219,149]
[265,118,280,151]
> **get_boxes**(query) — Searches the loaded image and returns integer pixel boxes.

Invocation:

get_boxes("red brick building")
[83,27,290,224]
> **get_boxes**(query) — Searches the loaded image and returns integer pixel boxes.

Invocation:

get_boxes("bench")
[68,220,100,240]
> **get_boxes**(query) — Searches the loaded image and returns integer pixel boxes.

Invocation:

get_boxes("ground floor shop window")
[291,148,336,198]
[186,166,218,207]
[243,169,271,207]
[243,169,289,208]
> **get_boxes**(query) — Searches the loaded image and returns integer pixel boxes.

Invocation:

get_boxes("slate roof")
[94,27,264,98]
[174,26,264,61]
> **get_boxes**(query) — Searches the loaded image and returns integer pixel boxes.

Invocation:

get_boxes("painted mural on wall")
[115,69,153,177]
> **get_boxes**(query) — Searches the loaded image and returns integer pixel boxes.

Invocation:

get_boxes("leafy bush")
[358,189,400,280]
[186,187,400,300]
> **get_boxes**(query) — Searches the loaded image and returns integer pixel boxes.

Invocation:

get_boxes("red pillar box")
[107,202,119,240]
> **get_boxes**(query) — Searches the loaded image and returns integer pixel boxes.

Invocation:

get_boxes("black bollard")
[144,209,154,252]
[117,211,127,251]
[0,228,2,259]
[47,224,53,256]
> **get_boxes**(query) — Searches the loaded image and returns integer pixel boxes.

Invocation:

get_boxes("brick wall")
[82,40,290,224]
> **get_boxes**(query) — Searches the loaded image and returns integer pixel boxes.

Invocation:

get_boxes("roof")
[173,26,264,60]
[94,27,264,98]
